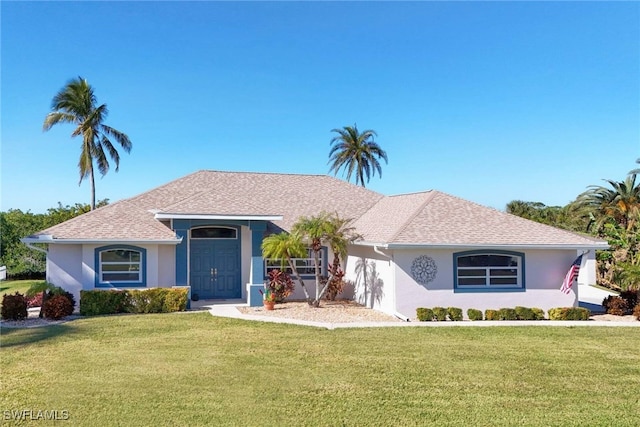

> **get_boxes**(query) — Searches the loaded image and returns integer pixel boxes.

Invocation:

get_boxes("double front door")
[190,239,241,299]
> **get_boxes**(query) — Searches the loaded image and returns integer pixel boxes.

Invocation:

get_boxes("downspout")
[374,245,410,322]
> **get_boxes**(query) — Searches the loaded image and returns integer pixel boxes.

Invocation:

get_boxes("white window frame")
[454,251,524,290]
[98,248,143,284]
[264,248,325,278]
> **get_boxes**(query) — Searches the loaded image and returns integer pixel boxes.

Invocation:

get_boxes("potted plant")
[259,287,276,310]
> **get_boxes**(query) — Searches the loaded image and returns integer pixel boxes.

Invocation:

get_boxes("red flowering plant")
[266,269,295,303]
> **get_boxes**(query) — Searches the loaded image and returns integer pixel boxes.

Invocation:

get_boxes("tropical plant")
[261,232,312,302]
[328,124,388,187]
[577,173,640,232]
[43,77,132,210]
[266,269,295,302]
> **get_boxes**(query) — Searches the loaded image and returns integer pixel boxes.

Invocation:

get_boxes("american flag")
[560,255,583,294]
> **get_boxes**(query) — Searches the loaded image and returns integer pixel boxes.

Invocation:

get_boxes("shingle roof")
[32,170,607,248]
[34,171,382,240]
[353,190,607,247]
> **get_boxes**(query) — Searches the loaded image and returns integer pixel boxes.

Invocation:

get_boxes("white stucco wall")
[47,244,84,302]
[392,248,581,319]
[158,245,176,287]
[577,250,596,285]
[345,245,395,315]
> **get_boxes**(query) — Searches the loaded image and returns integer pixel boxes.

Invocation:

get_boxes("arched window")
[95,245,146,287]
[190,227,237,239]
[454,250,524,291]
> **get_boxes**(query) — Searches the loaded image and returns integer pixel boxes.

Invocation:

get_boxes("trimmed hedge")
[467,308,483,321]
[432,307,448,321]
[498,308,518,320]
[80,288,188,316]
[447,307,463,321]
[548,307,590,321]
[416,308,434,322]
[485,309,499,321]
[42,294,74,320]
[531,308,546,320]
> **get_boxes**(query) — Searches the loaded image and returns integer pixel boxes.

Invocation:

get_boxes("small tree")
[261,232,312,303]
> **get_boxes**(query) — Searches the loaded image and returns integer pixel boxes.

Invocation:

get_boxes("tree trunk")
[287,258,312,304]
[313,249,322,306]
[89,163,96,210]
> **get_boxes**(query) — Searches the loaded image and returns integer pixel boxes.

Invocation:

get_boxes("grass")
[0,279,42,297]
[2,314,640,426]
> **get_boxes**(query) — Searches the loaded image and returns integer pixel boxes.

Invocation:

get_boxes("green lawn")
[0,280,44,307]
[1,313,639,426]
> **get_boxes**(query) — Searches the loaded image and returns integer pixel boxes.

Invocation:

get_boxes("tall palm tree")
[261,232,312,303]
[578,173,640,231]
[328,124,388,187]
[43,77,132,210]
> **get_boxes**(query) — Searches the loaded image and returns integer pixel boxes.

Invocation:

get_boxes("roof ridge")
[387,191,438,242]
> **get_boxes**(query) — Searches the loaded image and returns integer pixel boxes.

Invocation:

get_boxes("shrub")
[447,307,463,321]
[416,308,434,321]
[548,307,591,321]
[324,265,347,301]
[80,290,130,316]
[634,304,640,321]
[531,307,546,320]
[163,288,189,312]
[467,308,483,321]
[432,307,448,321]
[80,288,189,316]
[128,288,165,314]
[25,292,43,308]
[267,269,296,302]
[498,308,518,320]
[42,294,74,320]
[514,306,536,320]
[485,309,499,320]
[603,296,628,316]
[1,292,28,320]
[619,290,638,311]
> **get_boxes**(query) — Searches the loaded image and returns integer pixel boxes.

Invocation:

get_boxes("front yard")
[1,313,639,426]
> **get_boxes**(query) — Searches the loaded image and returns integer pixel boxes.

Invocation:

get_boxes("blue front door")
[190,239,241,299]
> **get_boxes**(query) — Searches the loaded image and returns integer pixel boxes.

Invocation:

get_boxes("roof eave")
[354,241,610,250]
[21,236,183,245]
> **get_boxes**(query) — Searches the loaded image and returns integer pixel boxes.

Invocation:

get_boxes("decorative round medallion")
[411,255,437,285]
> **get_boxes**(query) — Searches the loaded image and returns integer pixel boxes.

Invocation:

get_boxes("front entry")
[189,227,241,299]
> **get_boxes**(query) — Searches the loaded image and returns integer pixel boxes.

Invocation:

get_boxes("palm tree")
[43,77,132,210]
[293,212,360,306]
[578,173,640,231]
[293,213,333,305]
[261,232,312,303]
[328,124,388,187]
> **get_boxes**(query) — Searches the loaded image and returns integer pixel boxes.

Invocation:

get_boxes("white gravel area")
[237,300,402,323]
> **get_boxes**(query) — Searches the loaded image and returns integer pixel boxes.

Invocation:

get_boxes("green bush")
[498,308,518,320]
[432,307,448,321]
[163,288,189,312]
[80,288,188,316]
[42,294,74,320]
[467,308,483,321]
[1,292,28,320]
[531,307,546,320]
[416,308,434,321]
[485,309,499,320]
[447,307,463,321]
[619,290,638,311]
[548,307,591,321]
[80,290,130,316]
[514,306,536,320]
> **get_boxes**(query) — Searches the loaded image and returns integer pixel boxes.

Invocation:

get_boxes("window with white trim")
[99,248,143,284]
[265,248,324,277]
[455,251,523,289]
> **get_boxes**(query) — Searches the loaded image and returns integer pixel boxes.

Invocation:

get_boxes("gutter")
[356,241,609,251]
[394,311,410,322]
[21,236,183,245]
[373,245,392,259]
[22,241,48,254]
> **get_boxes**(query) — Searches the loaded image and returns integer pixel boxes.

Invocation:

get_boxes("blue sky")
[2,1,638,213]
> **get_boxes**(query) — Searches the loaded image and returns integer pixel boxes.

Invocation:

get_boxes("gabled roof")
[27,170,608,249]
[353,190,607,249]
